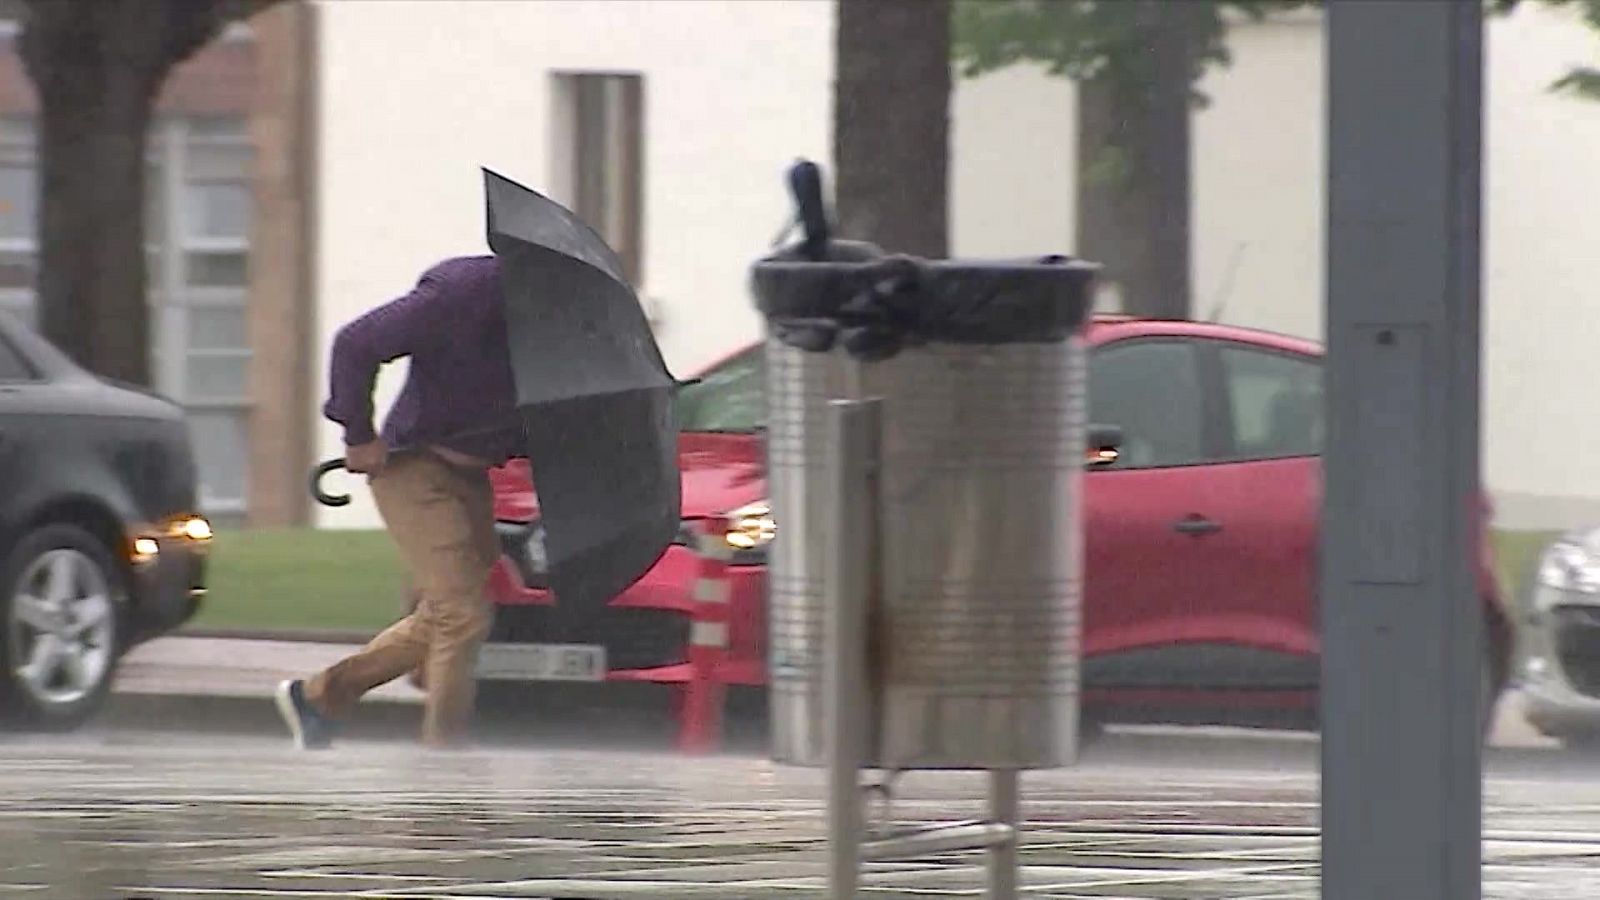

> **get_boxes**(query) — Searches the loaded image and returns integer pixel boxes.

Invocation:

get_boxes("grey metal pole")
[824,398,880,898]
[986,770,1020,899]
[862,821,1012,861]
[1323,3,1483,899]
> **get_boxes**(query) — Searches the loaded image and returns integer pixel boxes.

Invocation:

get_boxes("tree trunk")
[17,0,252,386]
[31,57,156,385]
[833,0,951,258]
[1075,3,1198,320]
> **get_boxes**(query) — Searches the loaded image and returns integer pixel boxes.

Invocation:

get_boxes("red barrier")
[678,516,733,753]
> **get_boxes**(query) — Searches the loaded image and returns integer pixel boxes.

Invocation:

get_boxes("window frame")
[0,156,37,244]
[0,113,254,516]
[0,324,40,385]
[550,71,645,289]
[1087,336,1226,471]
[1200,338,1325,464]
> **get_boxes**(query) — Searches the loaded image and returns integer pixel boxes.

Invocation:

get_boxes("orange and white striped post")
[678,516,733,754]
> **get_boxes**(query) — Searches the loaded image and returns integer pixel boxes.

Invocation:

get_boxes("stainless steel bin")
[754,253,1096,770]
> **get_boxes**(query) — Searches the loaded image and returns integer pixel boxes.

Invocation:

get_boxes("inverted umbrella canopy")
[308,170,681,623]
[482,168,681,616]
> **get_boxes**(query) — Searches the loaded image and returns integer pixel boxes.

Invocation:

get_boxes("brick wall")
[0,30,256,117]
[246,4,315,528]
[0,15,316,527]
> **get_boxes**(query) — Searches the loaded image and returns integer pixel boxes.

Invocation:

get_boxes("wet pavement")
[112,636,1561,749]
[0,637,1586,896]
[5,725,1600,898]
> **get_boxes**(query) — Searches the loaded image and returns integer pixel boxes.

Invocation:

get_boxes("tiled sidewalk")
[2,736,1599,898]
[113,636,1558,747]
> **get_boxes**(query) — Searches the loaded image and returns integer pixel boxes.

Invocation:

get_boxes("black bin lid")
[749,161,1097,362]
[752,246,1097,362]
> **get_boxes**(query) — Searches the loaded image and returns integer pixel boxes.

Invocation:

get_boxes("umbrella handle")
[787,159,830,261]
[310,458,352,508]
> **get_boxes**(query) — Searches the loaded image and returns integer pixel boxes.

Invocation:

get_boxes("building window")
[551,72,645,288]
[158,117,254,518]
[0,158,35,241]
[0,117,36,323]
[0,114,254,519]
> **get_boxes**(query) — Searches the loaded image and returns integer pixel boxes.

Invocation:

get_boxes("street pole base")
[830,770,1023,899]
[861,820,1016,861]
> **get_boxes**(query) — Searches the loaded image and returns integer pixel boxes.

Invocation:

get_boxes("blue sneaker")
[274,679,334,750]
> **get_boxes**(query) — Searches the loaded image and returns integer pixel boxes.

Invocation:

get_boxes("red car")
[478,316,1513,731]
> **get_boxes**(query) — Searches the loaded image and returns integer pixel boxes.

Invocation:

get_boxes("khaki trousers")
[306,452,499,747]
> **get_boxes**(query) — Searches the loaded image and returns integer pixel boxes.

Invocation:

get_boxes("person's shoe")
[274,679,334,750]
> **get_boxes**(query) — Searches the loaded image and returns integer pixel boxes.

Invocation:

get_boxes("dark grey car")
[0,314,208,730]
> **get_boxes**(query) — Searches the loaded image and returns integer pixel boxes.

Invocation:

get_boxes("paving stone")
[1,735,1599,897]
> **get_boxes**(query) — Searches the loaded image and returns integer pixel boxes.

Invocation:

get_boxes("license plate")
[475,643,607,682]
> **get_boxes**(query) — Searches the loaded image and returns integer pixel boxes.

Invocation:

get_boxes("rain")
[1,1,1599,897]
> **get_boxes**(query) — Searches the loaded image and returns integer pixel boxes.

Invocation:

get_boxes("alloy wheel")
[7,549,116,708]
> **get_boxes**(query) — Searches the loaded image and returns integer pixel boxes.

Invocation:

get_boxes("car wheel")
[0,525,125,731]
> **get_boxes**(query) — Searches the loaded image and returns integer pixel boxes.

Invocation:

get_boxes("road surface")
[0,636,1587,897]
[5,722,1600,897]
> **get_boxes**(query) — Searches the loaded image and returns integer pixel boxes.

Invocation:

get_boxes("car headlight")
[725,500,776,552]
[1537,541,1600,596]
[171,516,213,542]
[132,515,213,565]
[132,537,161,564]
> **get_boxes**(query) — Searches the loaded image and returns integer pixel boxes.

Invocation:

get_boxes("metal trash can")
[754,245,1096,771]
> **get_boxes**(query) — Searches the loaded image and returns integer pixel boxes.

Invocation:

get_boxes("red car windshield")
[675,346,764,434]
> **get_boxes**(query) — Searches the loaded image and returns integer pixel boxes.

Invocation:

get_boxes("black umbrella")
[312,169,681,622]
[482,168,681,615]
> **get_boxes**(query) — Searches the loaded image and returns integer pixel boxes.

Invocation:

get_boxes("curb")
[179,627,379,645]
[102,683,775,751]
[103,690,421,741]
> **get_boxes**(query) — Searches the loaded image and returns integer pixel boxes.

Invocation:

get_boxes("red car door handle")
[1173,516,1223,536]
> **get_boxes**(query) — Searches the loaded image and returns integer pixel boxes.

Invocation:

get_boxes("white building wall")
[311,0,833,527]
[950,64,1076,258]
[951,4,1600,531]
[1480,6,1600,529]
[1197,4,1600,529]
[1190,13,1325,340]
[313,0,1600,531]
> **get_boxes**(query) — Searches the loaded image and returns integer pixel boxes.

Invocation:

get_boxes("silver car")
[1519,528,1600,746]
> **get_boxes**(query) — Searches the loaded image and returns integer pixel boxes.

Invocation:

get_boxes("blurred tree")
[835,0,951,258]
[952,0,1311,319]
[1,0,282,386]
[1495,0,1600,99]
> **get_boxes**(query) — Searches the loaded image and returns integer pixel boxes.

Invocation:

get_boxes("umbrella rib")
[484,167,680,613]
[518,382,675,405]
[500,242,631,292]
[485,167,631,284]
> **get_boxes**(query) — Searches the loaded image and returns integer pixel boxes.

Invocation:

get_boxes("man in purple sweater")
[275,255,522,750]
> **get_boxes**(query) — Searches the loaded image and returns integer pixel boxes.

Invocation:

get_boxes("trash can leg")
[987,769,1020,900]
[826,749,863,897]
[825,399,880,898]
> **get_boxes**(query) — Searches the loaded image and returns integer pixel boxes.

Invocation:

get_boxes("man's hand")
[345,439,389,475]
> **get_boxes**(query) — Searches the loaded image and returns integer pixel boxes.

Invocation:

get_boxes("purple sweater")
[323,255,521,465]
